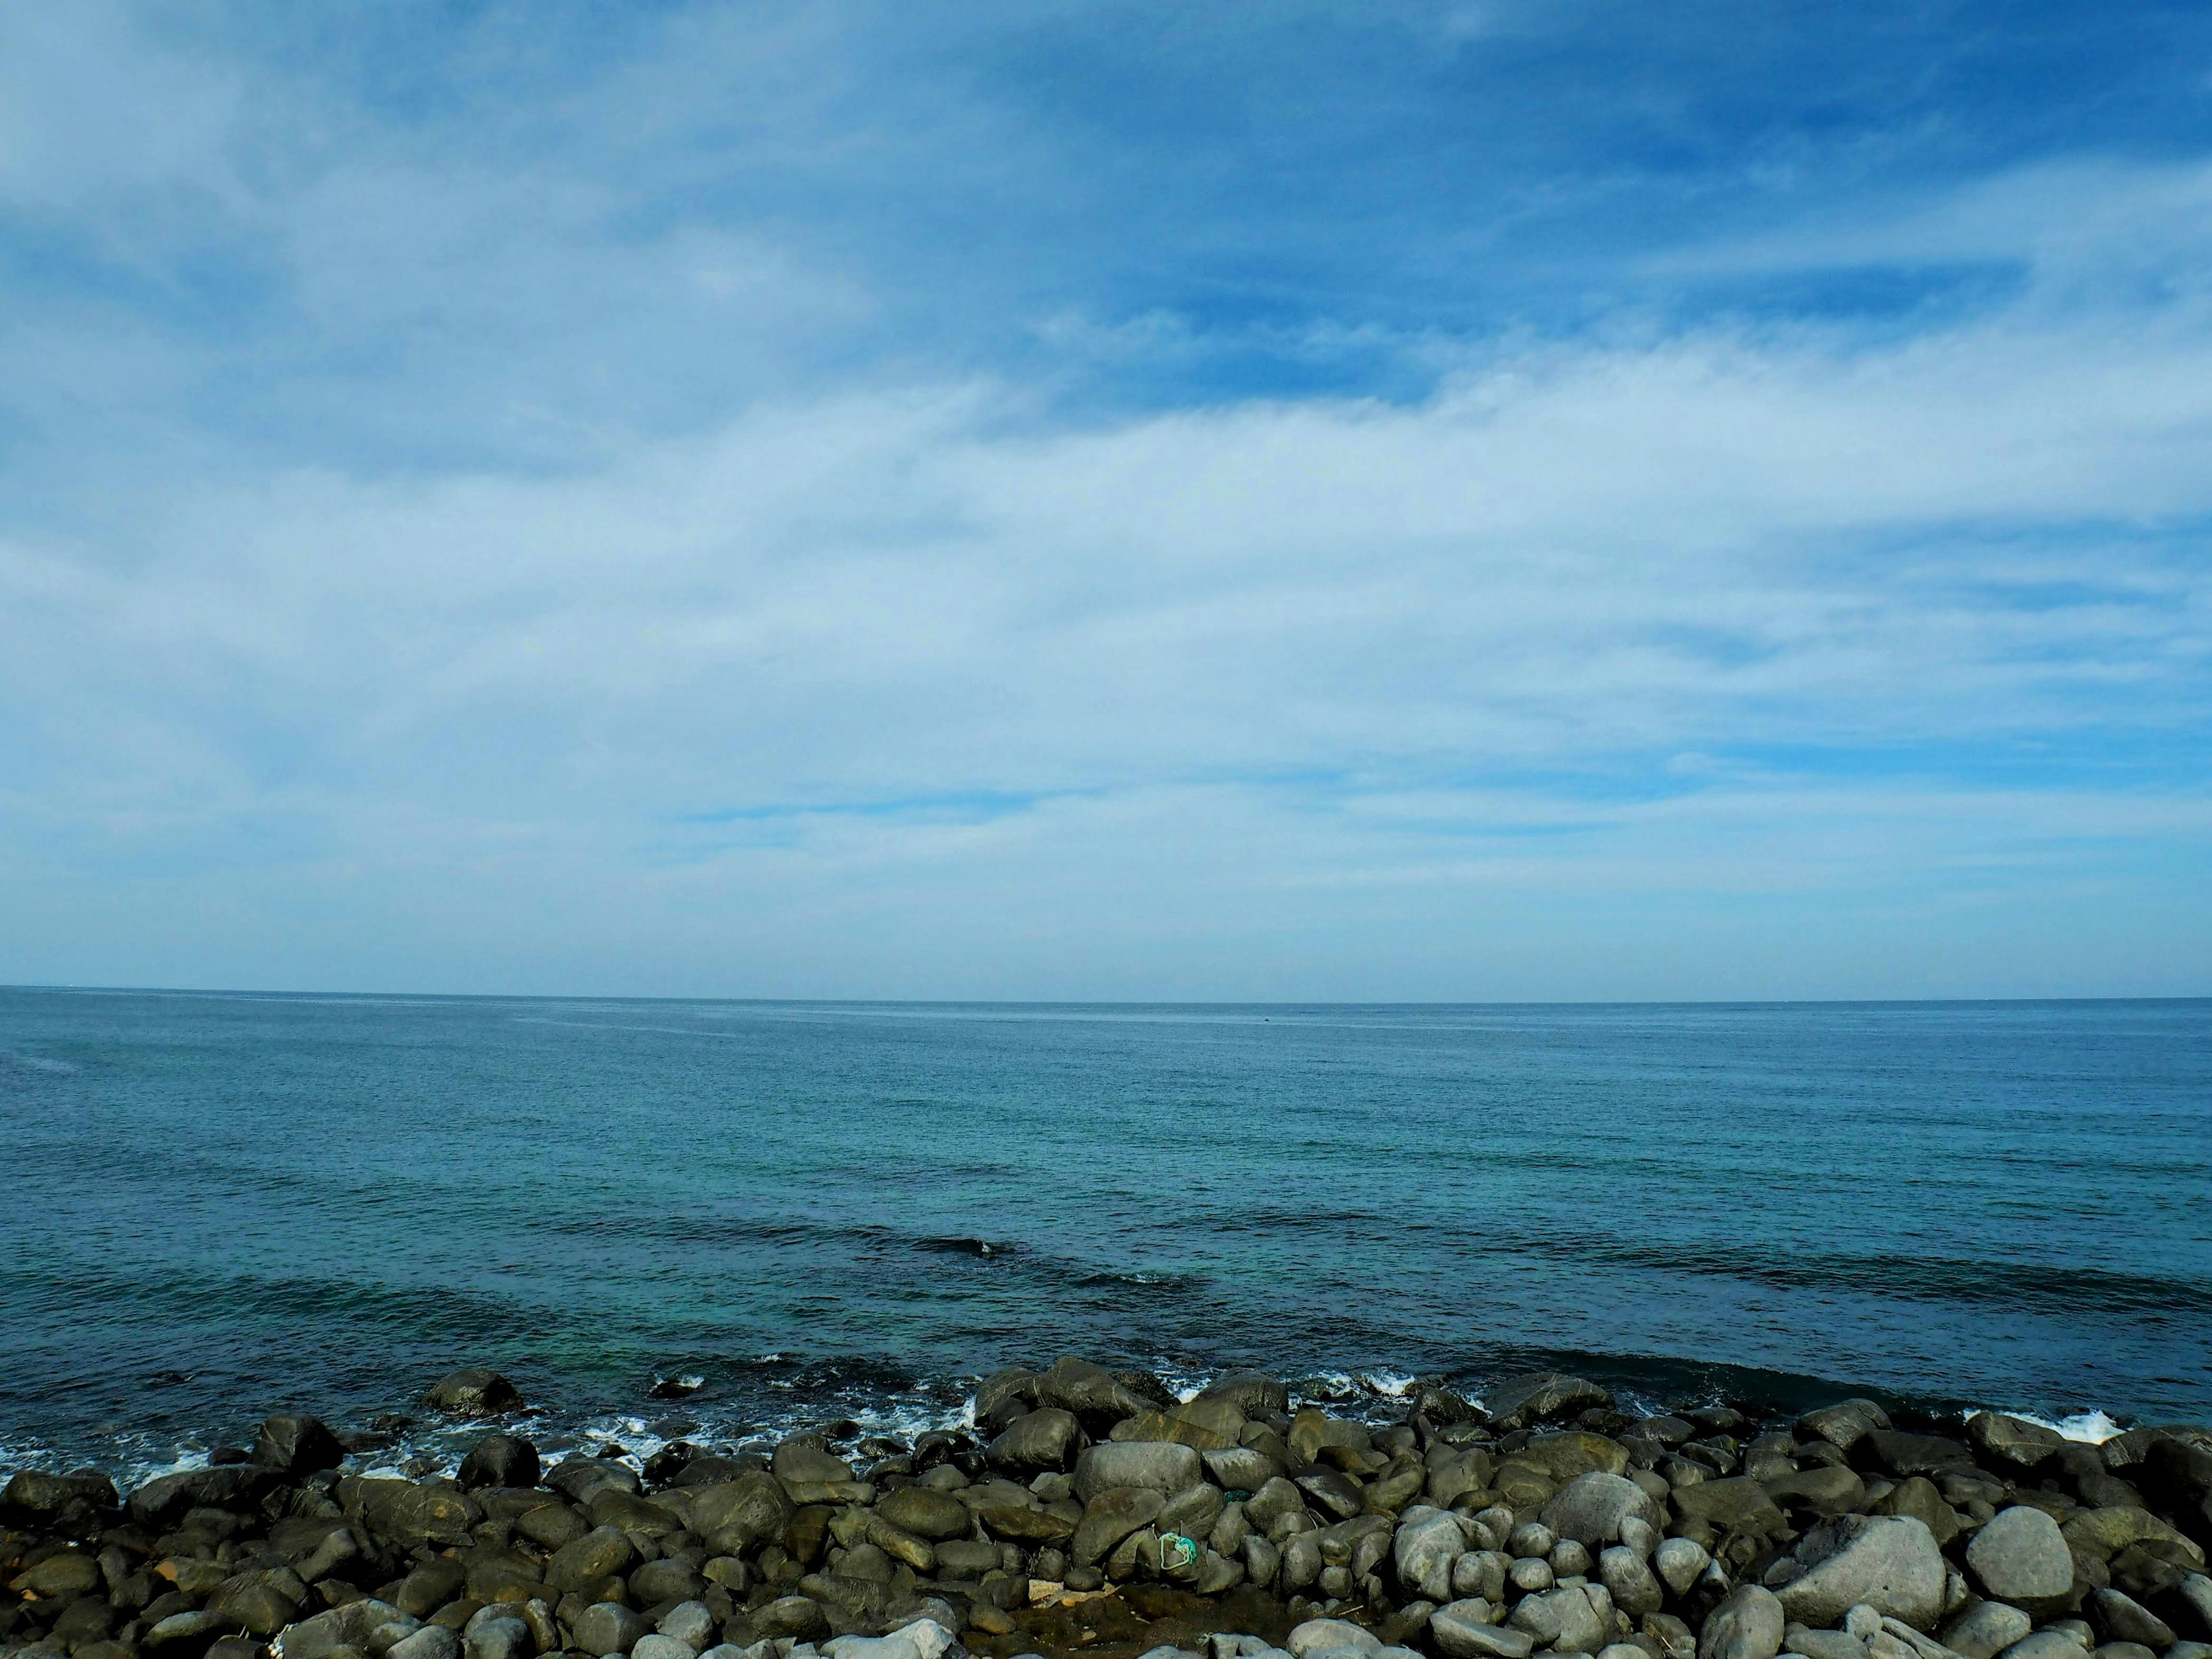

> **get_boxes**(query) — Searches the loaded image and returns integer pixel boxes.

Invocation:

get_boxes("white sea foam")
[1999,1407,2127,1444]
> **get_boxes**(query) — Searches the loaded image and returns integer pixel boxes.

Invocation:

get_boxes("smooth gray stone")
[1942,1604,2033,1659]
[1285,1621,1381,1659]
[1967,1511,2075,1612]
[571,1603,650,1658]
[657,1605,717,1650]
[1510,1583,1612,1654]
[1699,1586,1787,1659]
[1543,1474,1666,1548]
[387,1628,461,1659]
[1777,1517,1947,1630]
[1782,1630,1867,1659]
[1659,1537,1713,1597]
[1599,1544,1664,1618]
[1395,1510,1464,1604]
[1993,1634,2088,1659]
[1429,1605,1533,1659]
[2088,1591,2173,1650]
[631,1640,698,1659]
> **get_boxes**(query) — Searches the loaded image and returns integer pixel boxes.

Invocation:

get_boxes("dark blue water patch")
[1,990,2207,1477]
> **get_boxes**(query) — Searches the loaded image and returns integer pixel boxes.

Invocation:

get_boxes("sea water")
[1,990,2206,1478]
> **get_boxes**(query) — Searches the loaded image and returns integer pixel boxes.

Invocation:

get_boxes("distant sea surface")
[2,990,2208,1478]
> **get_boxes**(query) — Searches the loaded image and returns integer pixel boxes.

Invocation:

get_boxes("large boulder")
[1941,1601,2033,1659]
[129,1465,276,1529]
[986,1407,1081,1473]
[686,1472,793,1556]
[456,1434,539,1490]
[1485,1374,1613,1432]
[1199,1371,1290,1416]
[1543,1472,1665,1546]
[1035,1357,1151,1428]
[1966,1415,2064,1471]
[877,1486,972,1541]
[423,1369,522,1416]
[1775,1515,1947,1630]
[276,1597,422,1659]
[1966,1507,2078,1613]
[1072,1487,1164,1566]
[1796,1402,1891,1453]
[1672,1478,1786,1536]
[254,1415,347,1476]
[1395,1509,1467,1602]
[1074,1440,1204,1502]
[341,1478,479,1548]
[1509,1582,1613,1654]
[1698,1585,1785,1659]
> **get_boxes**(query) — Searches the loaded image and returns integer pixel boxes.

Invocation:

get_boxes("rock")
[1785,1632,1868,1659]
[278,1597,423,1659]
[1857,1435,1975,1481]
[1075,1441,1204,1502]
[1967,1509,2076,1612]
[2181,1574,2212,1637]
[1487,1376,1615,1433]
[1764,1467,1870,1519]
[1511,1559,1555,1594]
[1873,1479,1960,1547]
[253,1416,348,1476]
[1673,1479,1788,1536]
[546,1457,642,1507]
[1941,1604,2033,1659]
[1430,1607,1533,1659]
[146,1611,234,1656]
[1658,1538,1713,1596]
[1601,1546,1664,1618]
[1777,1517,1947,1631]
[1512,1584,1614,1654]
[772,1440,853,1486]
[986,1408,1081,1474]
[1199,1371,1291,1416]
[1287,1619,1382,1657]
[1205,1446,1285,1491]
[388,1627,462,1659]
[754,1596,830,1641]
[424,1370,522,1416]
[631,1640,696,1659]
[1115,1402,1247,1452]
[571,1603,650,1657]
[208,1570,306,1635]
[877,1486,971,1541]
[1797,1404,1892,1453]
[345,1477,479,1548]
[128,1465,274,1528]
[550,1526,640,1592]
[1545,1474,1666,1547]
[823,1640,922,1659]
[1698,1586,1786,1659]
[1073,1487,1164,1566]
[1396,1510,1465,1602]
[1035,1358,1150,1427]
[1991,1635,2088,1659]
[631,1558,706,1605]
[457,1436,540,1491]
[1966,1418,2064,1472]
[658,1604,716,1650]
[2086,1590,2171,1649]
[11,1551,101,1597]
[1,1468,119,1520]
[462,1611,532,1659]
[687,1474,794,1556]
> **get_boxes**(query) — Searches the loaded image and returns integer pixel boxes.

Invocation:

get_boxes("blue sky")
[2,0,2210,998]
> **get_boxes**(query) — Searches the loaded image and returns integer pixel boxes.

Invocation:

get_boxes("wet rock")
[424,1370,522,1418]
[2,1468,120,1524]
[128,1466,274,1529]
[11,1550,102,1597]
[875,1486,971,1541]
[1035,1358,1151,1429]
[1798,1404,1892,1454]
[687,1474,794,1557]
[462,1608,532,1659]
[986,1408,1081,1474]
[1872,1479,1960,1548]
[1966,1418,2064,1472]
[344,1478,479,1550]
[1764,1467,1869,1520]
[1777,1517,1948,1631]
[1198,1372,1290,1417]
[253,1416,347,1476]
[1544,1474,1666,1547]
[279,1596,423,1659]
[1941,1603,2033,1659]
[1075,1441,1205,1502]
[550,1526,639,1593]
[457,1437,540,1491]
[546,1457,642,1508]
[1857,1435,1975,1482]
[208,1569,305,1635]
[1673,1479,1787,1537]
[1967,1509,2076,1613]
[145,1609,234,1656]
[1486,1376,1614,1433]
[771,1440,853,1486]
[1698,1586,1786,1659]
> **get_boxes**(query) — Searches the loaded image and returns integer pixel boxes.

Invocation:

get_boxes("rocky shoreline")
[5,1362,2210,1659]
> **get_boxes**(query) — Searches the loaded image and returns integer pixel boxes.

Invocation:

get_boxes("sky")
[2,0,2211,1001]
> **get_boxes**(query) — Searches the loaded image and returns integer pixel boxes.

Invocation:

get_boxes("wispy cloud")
[1,1,2209,995]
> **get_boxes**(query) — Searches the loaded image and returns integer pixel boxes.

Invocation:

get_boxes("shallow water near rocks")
[2,989,2207,1477]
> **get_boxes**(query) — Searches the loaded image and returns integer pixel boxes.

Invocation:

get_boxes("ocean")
[1,989,2206,1480]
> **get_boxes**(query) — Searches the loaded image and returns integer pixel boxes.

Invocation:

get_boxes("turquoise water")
[2,989,2207,1474]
